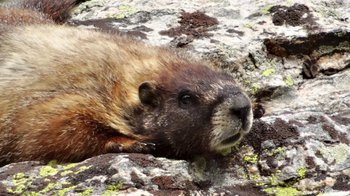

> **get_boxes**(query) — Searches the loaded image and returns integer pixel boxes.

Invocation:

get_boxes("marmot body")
[0,0,253,165]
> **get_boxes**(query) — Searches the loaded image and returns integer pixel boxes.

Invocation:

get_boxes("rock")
[1,0,350,195]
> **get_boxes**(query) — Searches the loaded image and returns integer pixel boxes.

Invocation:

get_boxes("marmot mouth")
[221,133,241,145]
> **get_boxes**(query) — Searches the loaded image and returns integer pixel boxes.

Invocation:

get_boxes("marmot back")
[0,0,253,166]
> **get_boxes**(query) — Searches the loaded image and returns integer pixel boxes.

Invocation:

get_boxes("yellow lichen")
[265,186,301,196]
[297,167,307,179]
[262,68,275,77]
[243,154,258,164]
[40,166,58,177]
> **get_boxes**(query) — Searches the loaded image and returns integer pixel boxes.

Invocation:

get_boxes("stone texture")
[1,0,350,195]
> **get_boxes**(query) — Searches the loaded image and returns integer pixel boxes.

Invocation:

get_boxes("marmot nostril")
[229,94,252,125]
[230,106,250,123]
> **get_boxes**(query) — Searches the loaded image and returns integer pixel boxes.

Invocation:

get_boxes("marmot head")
[128,61,253,158]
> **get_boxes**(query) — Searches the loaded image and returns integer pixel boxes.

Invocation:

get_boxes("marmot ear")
[138,81,160,108]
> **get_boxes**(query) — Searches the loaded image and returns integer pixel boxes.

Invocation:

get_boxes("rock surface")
[1,0,350,195]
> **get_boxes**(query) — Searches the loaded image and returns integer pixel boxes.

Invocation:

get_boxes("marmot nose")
[229,94,251,126]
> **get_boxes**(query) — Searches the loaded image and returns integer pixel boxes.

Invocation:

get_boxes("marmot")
[0,0,253,165]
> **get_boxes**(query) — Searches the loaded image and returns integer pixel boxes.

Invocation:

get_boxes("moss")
[262,68,275,77]
[297,167,307,179]
[243,154,258,164]
[40,166,58,177]
[264,186,301,196]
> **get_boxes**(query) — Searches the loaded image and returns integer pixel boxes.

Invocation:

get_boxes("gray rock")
[1,0,350,195]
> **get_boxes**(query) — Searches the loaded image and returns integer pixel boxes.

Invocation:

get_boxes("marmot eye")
[178,92,195,107]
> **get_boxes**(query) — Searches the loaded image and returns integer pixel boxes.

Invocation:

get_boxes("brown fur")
[0,0,253,165]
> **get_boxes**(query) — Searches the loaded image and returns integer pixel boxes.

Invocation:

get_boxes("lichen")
[260,5,273,15]
[264,186,301,196]
[284,75,294,86]
[5,172,34,194]
[265,147,286,157]
[262,68,276,77]
[251,83,260,95]
[40,166,58,177]
[63,163,78,170]
[112,5,137,19]
[61,170,74,176]
[80,188,94,196]
[102,181,123,196]
[269,174,279,186]
[39,183,55,194]
[243,154,258,164]
[75,165,92,174]
[297,167,307,179]
[58,185,77,196]
[14,172,25,180]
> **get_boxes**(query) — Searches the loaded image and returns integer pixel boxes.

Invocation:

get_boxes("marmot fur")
[0,0,253,165]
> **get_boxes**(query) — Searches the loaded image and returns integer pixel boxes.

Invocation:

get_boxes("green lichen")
[262,68,275,77]
[264,186,301,196]
[40,166,58,177]
[243,154,258,164]
[26,192,39,196]
[14,172,25,180]
[260,5,273,15]
[47,160,58,167]
[269,174,278,186]
[266,147,286,156]
[251,83,260,95]
[112,5,137,19]
[243,23,256,30]
[297,167,307,179]
[284,75,294,86]
[63,163,78,170]
[6,188,14,194]
[102,181,123,196]
[6,172,34,194]
[251,174,260,181]
[61,170,74,176]
[58,185,77,196]
[75,165,92,174]
[80,188,94,196]
[39,183,55,194]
